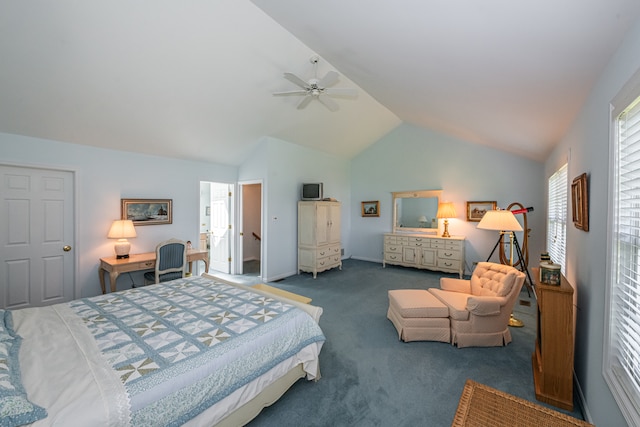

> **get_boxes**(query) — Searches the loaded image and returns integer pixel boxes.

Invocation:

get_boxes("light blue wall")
[0,132,237,297]
[239,137,351,281]
[544,17,640,427]
[350,123,545,273]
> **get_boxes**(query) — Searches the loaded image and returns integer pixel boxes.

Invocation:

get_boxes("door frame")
[0,161,79,302]
[237,180,264,279]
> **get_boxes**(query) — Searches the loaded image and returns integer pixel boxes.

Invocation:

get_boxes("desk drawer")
[137,260,155,269]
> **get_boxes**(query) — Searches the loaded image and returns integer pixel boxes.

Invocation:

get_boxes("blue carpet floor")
[241,259,585,427]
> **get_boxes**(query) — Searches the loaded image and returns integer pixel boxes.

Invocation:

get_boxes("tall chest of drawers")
[298,201,342,278]
[383,233,465,278]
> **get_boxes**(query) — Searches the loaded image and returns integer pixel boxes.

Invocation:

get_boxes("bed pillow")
[0,314,47,426]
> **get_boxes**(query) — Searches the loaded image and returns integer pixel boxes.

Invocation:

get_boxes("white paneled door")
[0,165,75,309]
[209,183,232,273]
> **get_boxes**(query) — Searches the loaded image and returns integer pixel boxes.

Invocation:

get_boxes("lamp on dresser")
[436,202,457,237]
[107,219,137,259]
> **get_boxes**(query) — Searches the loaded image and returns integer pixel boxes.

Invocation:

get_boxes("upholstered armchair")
[428,262,525,348]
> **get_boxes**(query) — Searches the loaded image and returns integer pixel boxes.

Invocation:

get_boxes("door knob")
[63,245,72,252]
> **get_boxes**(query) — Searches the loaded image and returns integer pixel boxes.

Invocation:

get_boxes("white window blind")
[606,91,640,426]
[547,163,567,274]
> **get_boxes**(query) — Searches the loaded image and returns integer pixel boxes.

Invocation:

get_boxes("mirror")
[392,190,442,234]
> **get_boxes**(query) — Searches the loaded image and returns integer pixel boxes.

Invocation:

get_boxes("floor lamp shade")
[477,210,523,232]
[107,219,137,259]
[436,202,457,237]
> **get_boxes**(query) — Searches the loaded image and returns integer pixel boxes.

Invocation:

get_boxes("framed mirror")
[392,190,442,234]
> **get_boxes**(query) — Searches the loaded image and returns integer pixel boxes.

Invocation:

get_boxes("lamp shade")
[418,215,428,222]
[436,202,457,219]
[477,210,523,232]
[107,220,136,259]
[107,220,137,239]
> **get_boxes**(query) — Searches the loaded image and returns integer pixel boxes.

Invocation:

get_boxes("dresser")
[383,233,465,278]
[298,201,342,278]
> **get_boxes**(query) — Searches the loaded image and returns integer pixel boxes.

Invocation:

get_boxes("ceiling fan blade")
[317,94,339,112]
[297,96,313,110]
[318,70,339,88]
[273,90,308,96]
[283,72,309,89]
[324,87,358,97]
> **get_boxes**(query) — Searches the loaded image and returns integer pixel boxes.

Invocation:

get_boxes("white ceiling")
[1,1,639,165]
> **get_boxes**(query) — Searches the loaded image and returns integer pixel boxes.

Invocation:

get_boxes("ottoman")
[387,289,451,343]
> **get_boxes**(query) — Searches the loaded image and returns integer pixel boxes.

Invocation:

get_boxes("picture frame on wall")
[571,173,589,231]
[361,201,380,217]
[466,201,496,222]
[121,199,173,225]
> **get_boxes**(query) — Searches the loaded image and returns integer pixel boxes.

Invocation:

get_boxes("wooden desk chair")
[143,238,187,285]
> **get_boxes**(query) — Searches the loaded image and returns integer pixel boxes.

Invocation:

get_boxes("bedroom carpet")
[234,259,587,427]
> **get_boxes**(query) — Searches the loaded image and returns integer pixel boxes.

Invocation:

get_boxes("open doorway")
[239,182,262,278]
[199,182,233,274]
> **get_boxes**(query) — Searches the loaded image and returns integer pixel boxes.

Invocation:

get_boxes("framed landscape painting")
[121,199,172,225]
[466,201,496,222]
[361,201,380,217]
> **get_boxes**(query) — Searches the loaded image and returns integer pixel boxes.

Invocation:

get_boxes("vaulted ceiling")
[1,1,639,165]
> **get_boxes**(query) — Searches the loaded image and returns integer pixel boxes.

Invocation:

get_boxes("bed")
[1,273,325,426]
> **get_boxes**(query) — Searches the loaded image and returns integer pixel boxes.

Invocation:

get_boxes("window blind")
[608,93,640,425]
[547,164,567,274]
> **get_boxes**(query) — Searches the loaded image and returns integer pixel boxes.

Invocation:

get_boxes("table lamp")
[436,202,456,237]
[418,215,428,227]
[107,219,137,259]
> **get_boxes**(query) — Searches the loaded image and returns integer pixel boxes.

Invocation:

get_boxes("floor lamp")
[477,209,526,327]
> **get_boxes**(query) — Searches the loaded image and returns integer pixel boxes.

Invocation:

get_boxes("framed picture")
[466,201,496,222]
[571,173,589,231]
[361,200,380,217]
[121,199,173,225]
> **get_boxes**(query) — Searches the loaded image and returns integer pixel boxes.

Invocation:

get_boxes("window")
[547,164,567,274]
[605,77,640,426]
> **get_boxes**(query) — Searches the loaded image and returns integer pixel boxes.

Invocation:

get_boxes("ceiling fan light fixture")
[273,55,357,112]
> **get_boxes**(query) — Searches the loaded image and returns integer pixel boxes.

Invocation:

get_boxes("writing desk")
[98,249,209,294]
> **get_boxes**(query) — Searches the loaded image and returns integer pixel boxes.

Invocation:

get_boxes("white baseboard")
[574,372,593,423]
[350,255,383,264]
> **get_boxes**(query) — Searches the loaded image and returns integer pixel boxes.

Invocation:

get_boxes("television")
[301,183,323,201]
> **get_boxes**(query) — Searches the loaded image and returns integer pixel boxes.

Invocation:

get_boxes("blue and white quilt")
[12,276,325,427]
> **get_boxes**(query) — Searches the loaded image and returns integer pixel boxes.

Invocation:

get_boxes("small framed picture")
[121,199,173,226]
[361,201,380,217]
[571,173,589,231]
[466,201,496,222]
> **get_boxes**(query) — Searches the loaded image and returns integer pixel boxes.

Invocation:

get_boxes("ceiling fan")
[273,55,357,112]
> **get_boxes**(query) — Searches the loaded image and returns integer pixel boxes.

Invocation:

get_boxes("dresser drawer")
[430,239,446,249]
[437,258,461,271]
[409,237,429,245]
[384,252,402,263]
[384,244,402,254]
[316,244,340,258]
[317,255,340,269]
[438,249,461,261]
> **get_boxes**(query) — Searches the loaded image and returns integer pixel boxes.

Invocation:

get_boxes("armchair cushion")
[428,288,470,321]
[439,278,471,294]
[470,262,519,297]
